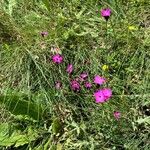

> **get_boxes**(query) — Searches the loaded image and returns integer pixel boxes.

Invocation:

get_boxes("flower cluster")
[50,54,112,104]
[70,71,91,91]
[40,8,121,119]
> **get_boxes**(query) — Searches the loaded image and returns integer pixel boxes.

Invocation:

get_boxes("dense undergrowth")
[0,0,150,149]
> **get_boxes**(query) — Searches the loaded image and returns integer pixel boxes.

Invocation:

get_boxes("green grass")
[0,0,150,149]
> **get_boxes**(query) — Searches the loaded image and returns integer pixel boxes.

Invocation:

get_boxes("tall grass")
[0,0,150,149]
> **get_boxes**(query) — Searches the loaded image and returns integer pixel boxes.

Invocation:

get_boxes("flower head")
[101,8,111,21]
[94,75,106,85]
[84,82,92,89]
[113,111,121,120]
[102,88,112,101]
[102,64,109,71]
[70,80,80,91]
[55,81,62,89]
[80,72,88,80]
[94,88,112,103]
[52,54,63,64]
[128,25,137,31]
[41,31,48,37]
[94,90,105,103]
[66,64,73,74]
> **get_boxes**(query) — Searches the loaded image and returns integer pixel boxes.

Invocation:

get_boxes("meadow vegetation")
[0,0,150,149]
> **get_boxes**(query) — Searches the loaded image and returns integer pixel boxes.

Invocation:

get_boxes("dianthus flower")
[52,54,63,64]
[101,8,111,21]
[113,111,121,120]
[66,64,73,74]
[41,31,48,37]
[94,88,112,103]
[84,82,92,89]
[70,80,80,91]
[94,75,106,85]
[80,72,88,80]
[55,81,62,89]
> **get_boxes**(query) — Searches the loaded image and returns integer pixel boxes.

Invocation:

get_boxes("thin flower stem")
[105,20,108,47]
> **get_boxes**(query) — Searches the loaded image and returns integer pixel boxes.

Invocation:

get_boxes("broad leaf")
[0,123,39,147]
[136,117,150,124]
[0,94,44,121]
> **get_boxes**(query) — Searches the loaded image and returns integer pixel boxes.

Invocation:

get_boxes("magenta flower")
[94,90,105,103]
[94,75,106,85]
[55,81,62,89]
[94,88,112,103]
[84,82,92,89]
[79,72,88,82]
[66,64,73,74]
[101,8,111,21]
[113,111,121,120]
[41,31,48,37]
[52,54,63,64]
[102,88,112,101]
[70,80,80,91]
[80,72,88,80]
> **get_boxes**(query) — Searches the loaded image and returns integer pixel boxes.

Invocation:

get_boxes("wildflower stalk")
[101,8,111,50]
[105,20,108,49]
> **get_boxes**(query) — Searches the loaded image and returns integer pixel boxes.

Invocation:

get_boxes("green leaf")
[52,118,62,135]
[0,123,39,147]
[136,117,150,124]
[57,143,62,150]
[0,94,44,121]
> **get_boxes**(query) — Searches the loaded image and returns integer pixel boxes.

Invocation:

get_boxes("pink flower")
[41,31,48,37]
[94,75,106,85]
[94,90,105,103]
[66,64,73,74]
[84,82,92,89]
[113,111,121,120]
[94,88,112,103]
[70,80,80,91]
[101,8,111,21]
[52,54,63,64]
[55,81,62,89]
[102,88,112,101]
[80,72,88,80]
